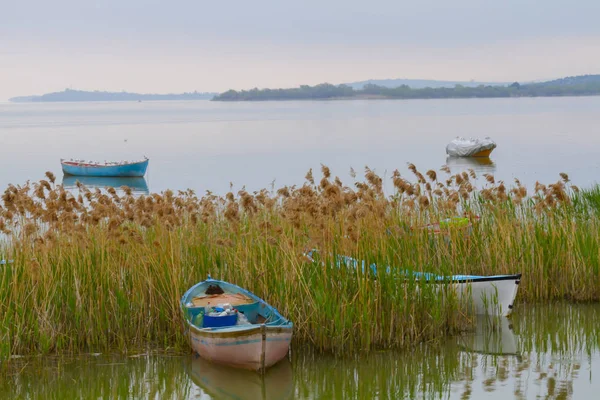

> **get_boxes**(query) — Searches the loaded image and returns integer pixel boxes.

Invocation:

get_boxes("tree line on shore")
[213,74,600,101]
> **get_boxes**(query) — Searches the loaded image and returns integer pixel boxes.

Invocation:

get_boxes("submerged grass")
[1,165,599,358]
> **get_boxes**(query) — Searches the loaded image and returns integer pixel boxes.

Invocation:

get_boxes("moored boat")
[180,277,293,372]
[446,137,497,157]
[443,273,521,317]
[60,157,149,177]
[307,252,521,317]
[419,216,478,235]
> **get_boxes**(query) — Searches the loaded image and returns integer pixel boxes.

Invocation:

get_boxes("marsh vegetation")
[1,164,599,359]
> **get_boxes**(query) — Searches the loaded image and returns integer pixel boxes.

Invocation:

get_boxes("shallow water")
[2,303,598,399]
[1,97,600,195]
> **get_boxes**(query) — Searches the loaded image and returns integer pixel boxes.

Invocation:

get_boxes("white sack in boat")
[446,137,496,157]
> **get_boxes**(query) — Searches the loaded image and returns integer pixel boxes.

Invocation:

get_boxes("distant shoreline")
[7,92,600,104]
[9,89,218,103]
[9,74,600,103]
[212,75,600,102]
[213,93,600,102]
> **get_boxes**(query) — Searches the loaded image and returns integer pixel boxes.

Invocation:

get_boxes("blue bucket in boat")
[203,313,238,328]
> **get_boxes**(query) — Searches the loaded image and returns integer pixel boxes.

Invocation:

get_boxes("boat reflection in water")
[61,175,149,195]
[186,354,293,400]
[445,156,496,176]
[457,316,519,358]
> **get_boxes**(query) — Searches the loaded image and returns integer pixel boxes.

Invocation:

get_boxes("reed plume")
[0,166,599,361]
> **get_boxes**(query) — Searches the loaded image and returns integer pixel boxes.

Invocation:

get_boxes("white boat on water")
[445,273,521,317]
[446,137,497,157]
[181,277,293,372]
[307,252,521,317]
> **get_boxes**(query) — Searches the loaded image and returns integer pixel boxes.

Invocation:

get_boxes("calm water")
[2,304,599,399]
[1,97,600,196]
[2,99,600,399]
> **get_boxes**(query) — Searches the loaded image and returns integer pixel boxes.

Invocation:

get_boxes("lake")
[2,98,600,399]
[1,97,600,196]
[2,304,598,399]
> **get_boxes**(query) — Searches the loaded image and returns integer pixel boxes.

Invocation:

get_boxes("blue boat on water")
[61,157,149,177]
[181,276,293,372]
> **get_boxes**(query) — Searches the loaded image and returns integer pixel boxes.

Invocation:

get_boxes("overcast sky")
[1,0,599,100]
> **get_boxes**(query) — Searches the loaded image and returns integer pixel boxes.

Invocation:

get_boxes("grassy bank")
[1,165,599,358]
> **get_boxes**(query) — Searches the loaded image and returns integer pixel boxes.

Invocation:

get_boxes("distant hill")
[527,74,600,87]
[212,74,600,101]
[344,78,510,90]
[9,89,218,102]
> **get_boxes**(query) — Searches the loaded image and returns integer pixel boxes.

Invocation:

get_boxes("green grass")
[1,166,599,358]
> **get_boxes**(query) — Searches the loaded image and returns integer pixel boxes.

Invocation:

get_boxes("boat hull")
[61,159,148,177]
[319,253,521,317]
[188,325,293,371]
[181,278,293,372]
[449,275,521,317]
[471,148,494,157]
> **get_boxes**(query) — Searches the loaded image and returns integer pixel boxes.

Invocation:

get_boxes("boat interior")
[183,281,287,329]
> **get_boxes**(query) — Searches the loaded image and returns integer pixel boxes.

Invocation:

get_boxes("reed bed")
[1,165,599,358]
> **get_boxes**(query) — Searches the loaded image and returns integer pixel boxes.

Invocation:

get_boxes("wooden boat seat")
[191,293,254,307]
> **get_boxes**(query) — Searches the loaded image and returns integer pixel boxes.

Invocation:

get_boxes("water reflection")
[292,346,461,399]
[457,316,519,357]
[0,354,194,399]
[61,175,149,195]
[446,156,496,176]
[451,305,600,399]
[1,304,598,399]
[186,354,293,400]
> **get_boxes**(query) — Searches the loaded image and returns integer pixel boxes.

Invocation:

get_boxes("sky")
[1,0,600,100]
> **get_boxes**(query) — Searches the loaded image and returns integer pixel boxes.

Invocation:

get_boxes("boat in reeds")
[307,252,521,317]
[187,353,293,400]
[420,216,478,235]
[180,277,293,372]
[60,157,149,177]
[446,273,521,317]
[446,137,497,157]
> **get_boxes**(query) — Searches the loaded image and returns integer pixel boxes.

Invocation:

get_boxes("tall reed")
[1,165,599,358]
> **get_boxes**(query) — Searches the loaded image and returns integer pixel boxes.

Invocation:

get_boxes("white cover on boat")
[61,157,148,167]
[446,137,497,157]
